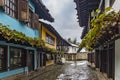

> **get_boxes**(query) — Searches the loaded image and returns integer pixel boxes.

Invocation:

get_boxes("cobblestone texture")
[30,61,99,80]
[3,61,111,80]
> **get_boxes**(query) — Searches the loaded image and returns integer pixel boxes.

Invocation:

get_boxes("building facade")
[64,42,79,61]
[0,0,54,79]
[40,22,57,66]
[76,0,120,80]
[74,0,100,38]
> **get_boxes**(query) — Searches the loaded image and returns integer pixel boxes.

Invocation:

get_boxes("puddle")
[57,61,97,80]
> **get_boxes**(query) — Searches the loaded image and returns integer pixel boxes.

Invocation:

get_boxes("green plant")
[0,23,45,48]
[79,7,120,51]
[0,23,65,54]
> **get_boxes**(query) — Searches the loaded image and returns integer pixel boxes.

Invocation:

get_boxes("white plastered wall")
[115,39,120,80]
[112,0,120,12]
[105,0,110,8]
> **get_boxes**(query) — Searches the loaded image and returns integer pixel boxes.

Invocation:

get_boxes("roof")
[31,0,54,22]
[64,40,79,47]
[40,21,72,47]
[68,42,79,47]
[81,26,88,39]
[60,39,71,46]
[74,0,100,27]
[74,0,100,38]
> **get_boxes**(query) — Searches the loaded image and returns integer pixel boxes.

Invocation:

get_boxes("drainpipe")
[98,0,104,10]
[96,0,104,16]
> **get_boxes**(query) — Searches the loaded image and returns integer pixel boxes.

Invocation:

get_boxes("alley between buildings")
[30,61,98,80]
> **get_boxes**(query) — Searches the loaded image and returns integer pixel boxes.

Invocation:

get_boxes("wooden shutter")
[0,0,4,7]
[18,0,29,22]
[32,13,39,29]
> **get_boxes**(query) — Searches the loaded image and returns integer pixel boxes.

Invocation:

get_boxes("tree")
[73,38,77,44]
[67,38,71,43]
[67,37,77,44]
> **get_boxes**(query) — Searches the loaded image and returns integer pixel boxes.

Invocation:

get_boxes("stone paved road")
[32,61,98,80]
[56,61,98,80]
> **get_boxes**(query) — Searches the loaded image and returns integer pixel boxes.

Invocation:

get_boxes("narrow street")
[31,61,98,80]
[57,61,98,80]
[0,0,120,80]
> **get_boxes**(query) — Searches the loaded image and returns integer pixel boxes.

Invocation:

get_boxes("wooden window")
[4,0,17,18]
[0,46,7,72]
[32,13,39,29]
[29,11,39,29]
[0,0,4,7]
[46,33,55,46]
[28,9,33,28]
[27,9,39,29]
[10,47,26,70]
[18,0,29,22]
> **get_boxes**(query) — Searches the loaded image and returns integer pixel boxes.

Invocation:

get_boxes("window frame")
[10,47,26,70]
[4,0,18,18]
[27,8,33,28]
[46,33,55,46]
[0,45,7,73]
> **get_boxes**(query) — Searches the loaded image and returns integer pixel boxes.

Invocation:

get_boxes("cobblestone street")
[30,61,99,80]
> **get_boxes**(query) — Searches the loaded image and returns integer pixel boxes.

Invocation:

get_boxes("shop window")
[46,33,55,46]
[10,47,26,70]
[0,46,7,72]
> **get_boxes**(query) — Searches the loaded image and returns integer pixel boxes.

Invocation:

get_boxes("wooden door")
[27,50,34,72]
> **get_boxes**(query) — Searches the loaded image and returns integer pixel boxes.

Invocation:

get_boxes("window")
[4,0,17,18]
[4,0,39,29]
[27,9,33,28]
[46,54,53,61]
[27,8,39,29]
[10,47,26,70]
[0,46,7,72]
[46,33,55,45]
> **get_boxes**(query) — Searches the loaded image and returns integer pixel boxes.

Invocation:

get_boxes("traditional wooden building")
[74,0,100,38]
[39,22,57,66]
[93,0,119,80]
[39,21,71,65]
[77,0,120,80]
[0,0,54,79]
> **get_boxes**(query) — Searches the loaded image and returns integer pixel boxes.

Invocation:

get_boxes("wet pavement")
[56,61,98,80]
[31,61,98,80]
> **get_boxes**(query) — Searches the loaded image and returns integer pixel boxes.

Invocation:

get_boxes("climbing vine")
[79,7,120,51]
[0,23,60,53]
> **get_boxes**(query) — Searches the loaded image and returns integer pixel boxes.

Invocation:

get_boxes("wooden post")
[107,43,110,78]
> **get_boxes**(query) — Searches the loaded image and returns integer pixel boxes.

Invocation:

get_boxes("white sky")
[42,0,83,42]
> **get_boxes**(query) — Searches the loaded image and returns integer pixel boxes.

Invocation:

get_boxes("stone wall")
[64,52,88,61]
[76,52,88,60]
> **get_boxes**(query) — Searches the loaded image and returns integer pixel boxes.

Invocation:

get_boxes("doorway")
[27,50,34,72]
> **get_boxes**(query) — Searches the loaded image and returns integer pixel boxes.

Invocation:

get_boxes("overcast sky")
[42,0,83,42]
